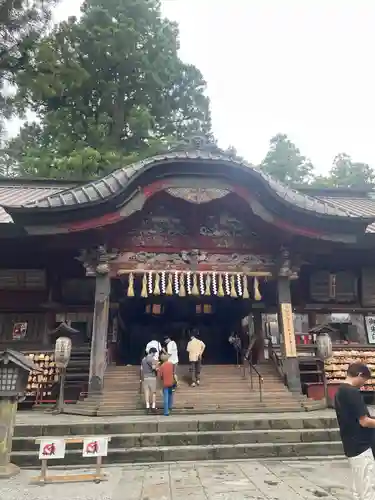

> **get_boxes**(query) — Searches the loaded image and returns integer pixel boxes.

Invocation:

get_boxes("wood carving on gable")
[197,212,258,249]
[112,250,275,274]
[166,187,230,204]
[129,212,188,248]
[115,193,264,252]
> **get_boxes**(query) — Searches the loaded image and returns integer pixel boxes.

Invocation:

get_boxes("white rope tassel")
[161,271,166,294]
[237,274,243,297]
[187,271,192,295]
[224,272,230,295]
[199,273,205,295]
[174,271,179,295]
[212,272,218,295]
[148,272,153,295]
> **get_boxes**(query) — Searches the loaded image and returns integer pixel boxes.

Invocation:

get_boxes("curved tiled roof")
[13,150,362,220]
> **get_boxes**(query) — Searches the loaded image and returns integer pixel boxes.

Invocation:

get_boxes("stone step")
[94,406,306,417]
[96,403,305,412]
[14,414,338,437]
[98,400,303,409]
[81,362,302,415]
[99,391,292,400]
[11,440,343,467]
[12,428,340,452]
[65,405,308,417]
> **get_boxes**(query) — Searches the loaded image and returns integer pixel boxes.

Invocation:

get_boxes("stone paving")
[0,459,353,500]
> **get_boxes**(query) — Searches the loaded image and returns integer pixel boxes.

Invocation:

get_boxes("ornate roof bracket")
[76,245,119,277]
[276,247,302,280]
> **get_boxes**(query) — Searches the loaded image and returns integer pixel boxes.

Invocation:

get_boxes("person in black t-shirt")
[334,362,375,500]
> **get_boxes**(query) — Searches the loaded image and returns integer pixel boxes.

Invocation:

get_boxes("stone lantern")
[53,336,72,414]
[316,332,333,361]
[0,349,40,478]
[315,332,333,407]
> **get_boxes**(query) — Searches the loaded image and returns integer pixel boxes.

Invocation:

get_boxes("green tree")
[260,133,314,185]
[311,153,375,189]
[1,1,57,114]
[327,153,374,188]
[9,0,212,179]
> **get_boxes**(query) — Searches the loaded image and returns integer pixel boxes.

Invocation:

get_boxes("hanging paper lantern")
[203,304,212,314]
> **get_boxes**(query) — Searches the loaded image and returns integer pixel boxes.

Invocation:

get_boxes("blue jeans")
[163,387,173,416]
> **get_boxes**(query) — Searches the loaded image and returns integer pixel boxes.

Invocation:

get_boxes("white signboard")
[82,437,109,458]
[39,439,66,460]
[365,316,375,344]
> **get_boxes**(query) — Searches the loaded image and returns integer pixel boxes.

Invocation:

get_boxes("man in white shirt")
[145,339,162,361]
[164,335,179,382]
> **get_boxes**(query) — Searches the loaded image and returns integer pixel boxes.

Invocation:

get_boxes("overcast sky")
[11,0,375,173]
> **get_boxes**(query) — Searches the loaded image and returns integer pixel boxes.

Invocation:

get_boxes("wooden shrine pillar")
[89,271,110,393]
[277,276,301,393]
[79,246,117,394]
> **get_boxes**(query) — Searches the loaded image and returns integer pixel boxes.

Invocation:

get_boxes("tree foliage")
[259,134,375,189]
[7,0,212,179]
[0,0,56,110]
[312,153,375,189]
[260,133,314,184]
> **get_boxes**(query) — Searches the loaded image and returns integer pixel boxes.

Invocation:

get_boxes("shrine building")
[1,141,375,414]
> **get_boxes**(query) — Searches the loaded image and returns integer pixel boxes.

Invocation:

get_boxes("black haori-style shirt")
[335,383,373,458]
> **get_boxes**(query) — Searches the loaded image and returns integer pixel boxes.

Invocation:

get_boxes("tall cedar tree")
[8,0,212,179]
[1,0,56,114]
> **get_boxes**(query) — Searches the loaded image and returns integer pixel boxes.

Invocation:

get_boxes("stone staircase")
[11,412,342,467]
[66,362,324,416]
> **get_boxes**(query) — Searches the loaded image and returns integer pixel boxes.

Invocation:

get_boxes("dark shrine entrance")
[116,294,251,365]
